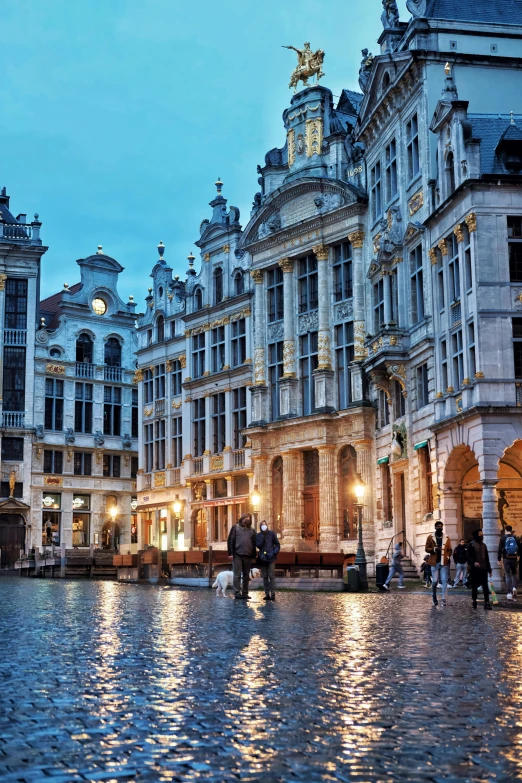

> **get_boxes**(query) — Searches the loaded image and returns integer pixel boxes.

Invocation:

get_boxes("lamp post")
[353,475,368,590]
[250,485,261,531]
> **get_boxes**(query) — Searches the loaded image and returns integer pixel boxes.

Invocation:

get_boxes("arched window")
[214,267,223,304]
[445,151,455,195]
[234,271,244,296]
[104,337,121,367]
[76,333,93,363]
[156,315,165,343]
[340,446,357,540]
[194,287,203,311]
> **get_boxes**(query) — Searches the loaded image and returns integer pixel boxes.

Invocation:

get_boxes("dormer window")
[214,267,223,305]
[445,151,456,195]
[234,270,244,296]
[194,287,203,311]
[156,315,165,343]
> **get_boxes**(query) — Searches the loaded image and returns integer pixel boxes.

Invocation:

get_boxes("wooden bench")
[92,552,118,579]
[274,551,296,577]
[320,553,345,578]
[65,549,92,578]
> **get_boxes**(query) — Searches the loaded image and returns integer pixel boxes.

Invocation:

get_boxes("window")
[448,234,460,302]
[75,383,93,433]
[335,322,354,410]
[103,454,121,478]
[370,161,382,221]
[44,450,63,475]
[231,318,246,367]
[513,318,522,378]
[144,423,154,473]
[172,416,183,468]
[1,480,22,498]
[104,337,121,367]
[437,251,445,310]
[416,363,429,409]
[234,271,244,296]
[464,224,472,290]
[390,268,398,324]
[72,494,91,546]
[103,386,122,436]
[393,380,406,418]
[192,333,206,378]
[214,267,223,304]
[233,387,247,449]
[3,347,26,411]
[143,369,153,404]
[382,463,393,523]
[92,298,107,316]
[132,388,139,439]
[418,445,434,515]
[378,389,390,428]
[235,475,250,496]
[131,457,138,479]
[298,254,318,314]
[74,452,92,476]
[45,378,64,431]
[445,151,455,194]
[154,363,166,400]
[76,334,93,363]
[268,341,284,420]
[468,322,476,379]
[147,329,153,347]
[508,217,522,282]
[300,332,318,416]
[410,244,425,324]
[42,494,61,547]
[171,360,182,397]
[406,113,420,179]
[385,139,397,202]
[193,398,206,457]
[156,315,165,343]
[211,326,225,373]
[5,279,27,330]
[1,437,24,461]
[154,420,166,470]
[373,279,385,332]
[452,329,464,390]
[441,339,448,391]
[170,321,176,340]
[194,287,203,311]
[49,348,61,359]
[212,392,226,454]
[267,267,284,323]
[333,242,353,302]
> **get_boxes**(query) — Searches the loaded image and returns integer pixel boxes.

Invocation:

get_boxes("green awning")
[377,456,389,464]
[414,440,428,450]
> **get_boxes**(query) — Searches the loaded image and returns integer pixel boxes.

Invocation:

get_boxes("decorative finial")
[511,110,515,125]
[40,317,46,326]
[158,241,165,258]
[445,62,451,76]
[187,251,195,267]
[34,213,39,221]
[63,283,69,290]
[174,275,179,281]
[128,295,134,301]
[148,287,153,294]
[96,245,103,254]
[215,177,223,194]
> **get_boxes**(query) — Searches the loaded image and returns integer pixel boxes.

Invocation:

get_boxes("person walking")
[256,520,280,601]
[420,555,432,588]
[468,529,493,610]
[227,513,257,600]
[425,521,452,607]
[497,524,518,601]
[453,538,468,588]
[382,542,406,591]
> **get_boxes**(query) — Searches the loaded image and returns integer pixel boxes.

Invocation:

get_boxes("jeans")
[454,562,467,585]
[431,563,449,600]
[503,558,518,594]
[260,561,276,595]
[233,555,253,597]
[471,568,490,604]
[385,564,404,587]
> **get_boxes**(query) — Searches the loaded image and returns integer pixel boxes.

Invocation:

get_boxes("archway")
[497,441,522,532]
[0,514,25,568]
[442,445,479,542]
[101,520,120,551]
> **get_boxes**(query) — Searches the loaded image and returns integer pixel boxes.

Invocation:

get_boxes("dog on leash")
[212,568,260,597]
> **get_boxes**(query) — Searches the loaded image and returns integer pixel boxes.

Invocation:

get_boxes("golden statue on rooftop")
[283,42,325,92]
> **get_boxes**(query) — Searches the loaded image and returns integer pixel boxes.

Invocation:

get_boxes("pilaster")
[279,258,296,378]
[481,479,502,589]
[252,455,269,523]
[281,450,301,547]
[318,445,338,549]
[348,230,366,365]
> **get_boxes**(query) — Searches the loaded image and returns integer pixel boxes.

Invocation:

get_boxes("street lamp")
[353,475,368,590]
[250,485,261,530]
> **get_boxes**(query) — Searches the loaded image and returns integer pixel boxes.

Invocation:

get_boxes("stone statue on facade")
[283,42,325,91]
[64,428,75,445]
[122,433,132,448]
[94,431,105,448]
[381,0,400,28]
[358,49,374,93]
[406,0,428,17]
[34,424,44,440]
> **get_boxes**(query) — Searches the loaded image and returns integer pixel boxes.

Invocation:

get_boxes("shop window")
[42,493,61,546]
[72,494,91,547]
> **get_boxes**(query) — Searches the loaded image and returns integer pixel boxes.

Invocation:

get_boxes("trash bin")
[375,562,389,588]
[345,565,361,592]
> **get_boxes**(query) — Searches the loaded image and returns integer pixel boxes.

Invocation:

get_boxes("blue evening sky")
[1,0,409,302]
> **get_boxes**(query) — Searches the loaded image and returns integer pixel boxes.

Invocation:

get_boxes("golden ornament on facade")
[408,189,424,216]
[287,129,296,166]
[0,274,6,291]
[154,472,166,488]
[465,212,477,233]
[313,243,329,261]
[474,371,484,379]
[305,118,323,157]
[211,455,224,471]
[144,407,153,417]
[222,244,230,253]
[254,348,266,383]
[438,238,449,257]
[178,354,187,368]
[46,363,65,375]
[429,248,438,266]
[172,400,182,409]
[348,230,365,249]
[278,257,294,273]
[453,224,465,243]
[251,269,264,284]
[204,253,211,262]
[435,392,444,399]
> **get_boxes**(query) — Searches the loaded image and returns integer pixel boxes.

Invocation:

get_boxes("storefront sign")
[463,492,482,518]
[44,476,63,487]
[46,363,65,375]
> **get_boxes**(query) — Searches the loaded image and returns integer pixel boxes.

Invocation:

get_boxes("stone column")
[279,258,298,418]
[281,450,301,547]
[313,244,335,413]
[481,479,502,589]
[253,455,269,524]
[318,445,338,550]
[250,269,269,424]
[348,230,366,402]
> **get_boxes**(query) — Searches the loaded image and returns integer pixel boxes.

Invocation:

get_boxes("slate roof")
[468,114,522,175]
[40,283,83,329]
[426,0,522,25]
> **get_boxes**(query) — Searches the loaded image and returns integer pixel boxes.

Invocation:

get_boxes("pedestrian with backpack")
[497,524,518,601]
[256,520,280,601]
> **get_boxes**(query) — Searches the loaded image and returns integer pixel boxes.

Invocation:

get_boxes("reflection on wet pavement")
[0,577,521,782]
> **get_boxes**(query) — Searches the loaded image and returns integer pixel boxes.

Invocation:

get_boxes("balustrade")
[76,362,94,378]
[193,457,204,475]
[2,411,25,428]
[104,365,122,382]
[4,329,27,346]
[233,449,245,468]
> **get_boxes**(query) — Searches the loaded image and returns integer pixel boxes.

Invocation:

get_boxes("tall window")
[340,446,357,540]
[233,387,247,449]
[333,242,353,302]
[103,386,121,436]
[373,278,385,332]
[1,437,23,461]
[154,420,166,470]
[74,452,92,476]
[416,363,429,409]
[390,268,398,324]
[154,363,165,399]
[468,322,476,379]
[45,378,64,431]
[131,388,139,439]
[298,254,318,313]
[385,139,397,202]
[131,457,138,479]
[76,333,93,363]
[445,151,456,194]
[462,224,472,291]
[508,217,522,282]
[214,267,223,304]
[211,326,225,373]
[410,244,425,324]
[406,112,420,179]
[172,416,183,468]
[448,234,460,302]
[44,450,63,475]
[378,389,390,428]
[437,251,445,311]
[144,423,154,472]
[103,455,121,478]
[171,359,182,396]
[193,398,206,457]
[393,380,406,418]
[192,333,205,378]
[234,271,244,296]
[104,337,121,367]
[41,494,61,547]
[268,342,283,420]
[231,318,246,367]
[194,287,203,311]
[441,338,448,391]
[3,347,26,411]
[156,315,165,343]
[143,368,153,404]
[5,279,27,329]
[370,161,382,221]
[452,329,464,390]
[267,267,284,323]
[513,318,522,378]
[336,322,354,410]
[75,382,93,433]
[418,445,434,515]
[300,332,318,416]
[212,393,226,453]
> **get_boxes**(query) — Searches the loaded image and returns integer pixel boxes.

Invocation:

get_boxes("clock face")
[92,297,107,315]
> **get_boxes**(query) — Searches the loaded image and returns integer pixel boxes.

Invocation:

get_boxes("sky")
[0,0,410,302]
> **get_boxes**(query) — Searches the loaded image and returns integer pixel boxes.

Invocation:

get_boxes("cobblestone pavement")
[1,578,522,783]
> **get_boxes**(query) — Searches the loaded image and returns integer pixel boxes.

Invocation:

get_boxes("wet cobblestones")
[1,578,522,782]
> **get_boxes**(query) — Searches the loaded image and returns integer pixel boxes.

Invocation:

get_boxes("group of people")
[383,520,520,609]
[227,513,280,600]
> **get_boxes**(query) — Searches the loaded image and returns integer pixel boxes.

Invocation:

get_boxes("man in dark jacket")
[453,539,468,587]
[497,524,518,600]
[467,529,493,610]
[256,520,280,601]
[227,513,257,600]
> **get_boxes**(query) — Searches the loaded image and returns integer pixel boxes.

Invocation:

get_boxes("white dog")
[212,568,260,597]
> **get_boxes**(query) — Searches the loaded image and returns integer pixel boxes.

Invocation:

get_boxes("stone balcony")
[0,220,42,245]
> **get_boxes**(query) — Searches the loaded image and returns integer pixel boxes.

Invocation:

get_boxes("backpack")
[504,535,518,558]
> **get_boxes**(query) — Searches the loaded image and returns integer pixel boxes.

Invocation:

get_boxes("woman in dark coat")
[256,520,280,601]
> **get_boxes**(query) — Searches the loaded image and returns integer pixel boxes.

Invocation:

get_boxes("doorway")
[303,490,319,544]
[194,509,207,549]
[0,514,25,568]
[101,521,120,551]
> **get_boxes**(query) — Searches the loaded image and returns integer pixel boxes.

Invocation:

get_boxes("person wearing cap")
[425,521,453,607]
[227,512,257,600]
[256,520,280,601]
